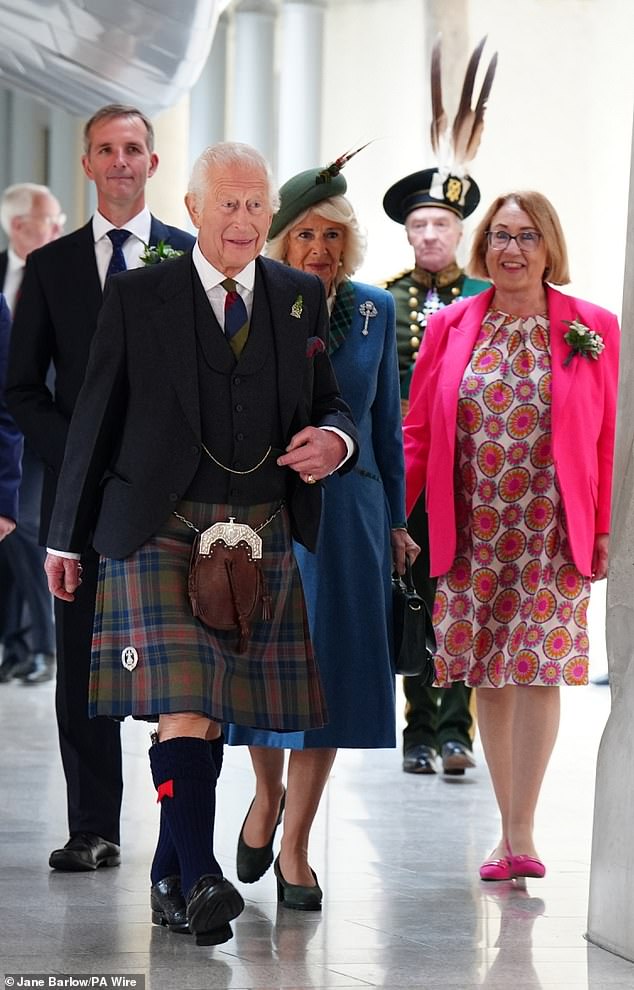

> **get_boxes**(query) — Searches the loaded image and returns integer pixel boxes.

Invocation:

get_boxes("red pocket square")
[306,336,326,358]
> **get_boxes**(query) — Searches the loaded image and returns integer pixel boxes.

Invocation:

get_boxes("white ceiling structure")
[0,0,228,117]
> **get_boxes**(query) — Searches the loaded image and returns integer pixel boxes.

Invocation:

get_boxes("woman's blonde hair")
[266,195,366,288]
[468,191,570,285]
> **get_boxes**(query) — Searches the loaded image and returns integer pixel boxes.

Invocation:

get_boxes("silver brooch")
[121,646,139,671]
[359,300,378,335]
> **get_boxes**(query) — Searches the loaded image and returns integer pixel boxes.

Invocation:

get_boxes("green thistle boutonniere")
[140,240,185,265]
[291,294,303,319]
[563,318,605,367]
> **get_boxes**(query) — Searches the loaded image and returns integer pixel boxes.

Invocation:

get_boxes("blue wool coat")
[228,280,404,748]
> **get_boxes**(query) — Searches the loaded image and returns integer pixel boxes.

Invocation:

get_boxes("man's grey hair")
[1,182,54,236]
[187,142,280,213]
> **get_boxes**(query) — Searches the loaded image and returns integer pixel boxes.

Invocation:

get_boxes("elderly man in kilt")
[44,142,358,947]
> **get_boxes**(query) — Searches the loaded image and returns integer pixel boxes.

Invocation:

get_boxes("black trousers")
[403,494,474,753]
[1,447,55,655]
[54,550,123,843]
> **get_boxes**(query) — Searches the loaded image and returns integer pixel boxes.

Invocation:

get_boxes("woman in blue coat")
[226,159,418,908]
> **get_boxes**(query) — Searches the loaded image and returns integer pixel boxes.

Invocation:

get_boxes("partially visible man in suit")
[0,183,64,684]
[6,105,195,871]
[0,183,65,312]
[0,293,22,546]
[42,141,357,945]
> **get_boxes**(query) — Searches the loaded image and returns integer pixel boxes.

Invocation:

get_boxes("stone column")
[586,114,634,961]
[48,107,84,231]
[277,0,327,182]
[231,0,277,161]
[189,12,229,168]
[148,97,193,231]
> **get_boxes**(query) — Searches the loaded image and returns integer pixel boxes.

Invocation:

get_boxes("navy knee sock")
[149,736,222,898]
[150,734,224,886]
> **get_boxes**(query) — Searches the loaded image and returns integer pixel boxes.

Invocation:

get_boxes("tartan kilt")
[89,499,327,732]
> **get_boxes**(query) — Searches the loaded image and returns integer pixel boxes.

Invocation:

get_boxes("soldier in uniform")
[381,165,489,776]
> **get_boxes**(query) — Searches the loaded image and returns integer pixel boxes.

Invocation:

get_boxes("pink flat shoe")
[479,856,513,881]
[508,854,546,879]
[505,840,546,879]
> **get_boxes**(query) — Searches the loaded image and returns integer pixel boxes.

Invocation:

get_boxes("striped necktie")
[221,278,249,357]
[106,229,132,279]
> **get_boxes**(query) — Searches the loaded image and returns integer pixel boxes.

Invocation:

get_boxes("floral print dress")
[433,310,591,689]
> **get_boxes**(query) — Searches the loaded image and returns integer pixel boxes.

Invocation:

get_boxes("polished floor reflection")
[1,590,631,988]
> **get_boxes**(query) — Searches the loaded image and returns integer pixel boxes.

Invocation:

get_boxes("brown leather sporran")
[188,539,271,654]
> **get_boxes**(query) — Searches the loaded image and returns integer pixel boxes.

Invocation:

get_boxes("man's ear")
[185,193,200,228]
[81,155,94,182]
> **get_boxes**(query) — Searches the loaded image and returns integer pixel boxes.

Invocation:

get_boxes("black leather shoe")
[236,789,285,883]
[151,876,190,934]
[441,741,476,776]
[186,875,244,946]
[49,833,121,871]
[274,855,322,911]
[21,653,55,685]
[0,657,21,683]
[402,744,437,774]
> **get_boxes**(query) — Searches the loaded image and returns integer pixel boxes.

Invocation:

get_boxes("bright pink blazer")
[404,285,620,578]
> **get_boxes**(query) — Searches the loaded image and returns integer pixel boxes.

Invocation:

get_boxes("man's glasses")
[485,230,542,252]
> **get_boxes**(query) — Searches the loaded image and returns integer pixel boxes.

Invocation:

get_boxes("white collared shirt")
[92,207,152,288]
[192,241,255,327]
[3,248,25,313]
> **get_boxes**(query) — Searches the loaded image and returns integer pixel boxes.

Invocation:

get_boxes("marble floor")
[1,586,632,989]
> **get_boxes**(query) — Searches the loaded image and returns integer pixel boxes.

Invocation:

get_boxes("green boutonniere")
[563,318,605,367]
[291,294,303,319]
[140,240,185,265]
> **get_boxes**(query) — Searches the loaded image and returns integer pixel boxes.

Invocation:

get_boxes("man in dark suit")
[6,104,195,871]
[0,293,22,546]
[0,183,64,684]
[42,141,357,946]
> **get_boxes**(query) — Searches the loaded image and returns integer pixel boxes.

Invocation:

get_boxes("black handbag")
[391,560,437,683]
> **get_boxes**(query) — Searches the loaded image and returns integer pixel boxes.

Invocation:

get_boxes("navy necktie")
[106,229,132,279]
[221,278,249,357]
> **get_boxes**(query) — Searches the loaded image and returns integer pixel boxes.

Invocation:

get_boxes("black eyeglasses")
[485,230,542,252]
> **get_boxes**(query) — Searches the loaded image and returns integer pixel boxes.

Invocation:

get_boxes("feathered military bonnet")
[268,144,370,241]
[383,36,497,223]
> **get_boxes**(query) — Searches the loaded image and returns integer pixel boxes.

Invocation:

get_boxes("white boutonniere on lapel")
[562,317,605,367]
[359,300,378,336]
[291,294,303,319]
[140,240,185,265]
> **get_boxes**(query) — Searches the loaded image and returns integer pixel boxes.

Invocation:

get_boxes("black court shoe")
[236,789,286,883]
[274,855,322,911]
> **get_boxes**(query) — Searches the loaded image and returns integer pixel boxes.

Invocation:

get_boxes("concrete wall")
[586,112,634,961]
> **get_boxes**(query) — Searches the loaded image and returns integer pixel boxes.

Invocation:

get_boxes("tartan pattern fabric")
[328,279,356,355]
[89,500,327,731]
[221,277,249,357]
[106,229,131,278]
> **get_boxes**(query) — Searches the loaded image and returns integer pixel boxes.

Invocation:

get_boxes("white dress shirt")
[3,248,25,313]
[92,208,152,288]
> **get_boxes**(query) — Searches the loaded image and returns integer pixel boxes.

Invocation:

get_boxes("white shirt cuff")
[320,426,353,473]
[47,547,81,560]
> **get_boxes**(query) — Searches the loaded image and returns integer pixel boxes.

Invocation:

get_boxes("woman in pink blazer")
[404,191,619,881]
